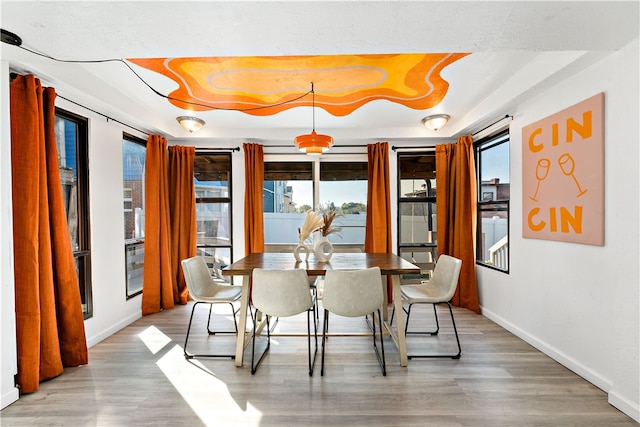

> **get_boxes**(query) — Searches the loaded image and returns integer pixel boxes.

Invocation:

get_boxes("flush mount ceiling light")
[294,83,333,155]
[177,116,205,133]
[422,114,450,131]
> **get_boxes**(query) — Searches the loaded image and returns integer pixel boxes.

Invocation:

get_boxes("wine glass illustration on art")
[529,158,550,202]
[558,153,587,198]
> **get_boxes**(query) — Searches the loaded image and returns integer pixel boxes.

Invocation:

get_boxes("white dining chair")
[321,267,386,376]
[181,256,242,359]
[250,268,318,376]
[399,254,463,359]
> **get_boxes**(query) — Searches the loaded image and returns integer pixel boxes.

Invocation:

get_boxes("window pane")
[55,110,91,318]
[194,153,232,272]
[123,139,146,240]
[196,247,231,282]
[398,201,437,245]
[125,242,144,298]
[264,161,313,245]
[480,138,510,197]
[397,152,437,285]
[196,202,231,245]
[399,154,436,195]
[319,162,367,246]
[54,116,79,251]
[476,131,510,271]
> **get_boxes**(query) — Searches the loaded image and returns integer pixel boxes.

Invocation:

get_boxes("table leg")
[381,275,389,321]
[234,275,251,367]
[391,275,408,366]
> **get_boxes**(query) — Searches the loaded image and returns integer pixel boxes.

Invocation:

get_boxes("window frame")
[396,150,438,283]
[262,154,368,250]
[194,151,233,280]
[122,133,146,299]
[55,108,93,318]
[475,129,510,273]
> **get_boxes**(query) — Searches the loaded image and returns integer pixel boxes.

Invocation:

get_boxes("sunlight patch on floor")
[155,344,263,426]
[137,325,172,354]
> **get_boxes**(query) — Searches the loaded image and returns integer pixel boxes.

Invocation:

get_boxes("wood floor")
[1,301,636,427]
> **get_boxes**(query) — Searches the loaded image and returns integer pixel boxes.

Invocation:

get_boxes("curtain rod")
[196,147,240,153]
[472,114,513,136]
[267,144,366,148]
[391,146,434,152]
[57,94,149,136]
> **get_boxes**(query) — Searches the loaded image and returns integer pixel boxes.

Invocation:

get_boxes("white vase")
[314,236,334,262]
[294,242,311,262]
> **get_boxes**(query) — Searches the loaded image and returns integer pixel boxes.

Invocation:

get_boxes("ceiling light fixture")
[177,116,205,133]
[294,83,333,155]
[422,114,450,131]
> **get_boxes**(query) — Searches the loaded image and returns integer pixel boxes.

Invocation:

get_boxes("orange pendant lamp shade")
[294,131,333,155]
[294,83,333,155]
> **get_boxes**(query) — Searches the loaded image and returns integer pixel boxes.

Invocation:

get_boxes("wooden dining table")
[222,252,421,367]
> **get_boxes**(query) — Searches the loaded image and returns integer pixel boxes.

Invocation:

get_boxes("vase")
[314,236,334,262]
[294,242,311,262]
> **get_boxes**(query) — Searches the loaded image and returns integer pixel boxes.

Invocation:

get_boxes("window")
[194,153,232,281]
[123,135,146,298]
[475,130,510,272]
[54,109,92,318]
[397,152,437,283]
[263,156,367,250]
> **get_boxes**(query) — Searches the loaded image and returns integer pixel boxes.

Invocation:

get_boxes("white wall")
[477,39,639,421]
[0,62,19,409]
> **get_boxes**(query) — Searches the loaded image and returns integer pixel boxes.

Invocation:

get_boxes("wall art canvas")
[522,92,604,245]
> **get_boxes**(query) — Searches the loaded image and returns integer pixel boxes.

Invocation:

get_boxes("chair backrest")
[430,255,463,302]
[181,256,219,299]
[322,267,383,317]
[252,269,313,317]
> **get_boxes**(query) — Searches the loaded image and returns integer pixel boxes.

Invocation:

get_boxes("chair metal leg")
[321,309,329,376]
[407,302,462,360]
[184,301,236,360]
[207,303,239,335]
[307,304,318,376]
[404,303,439,336]
[371,309,386,376]
[322,309,386,376]
[251,308,271,374]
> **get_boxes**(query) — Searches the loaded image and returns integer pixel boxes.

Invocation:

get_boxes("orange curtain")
[243,143,265,255]
[142,135,174,315]
[364,142,393,300]
[168,146,196,305]
[10,74,88,394]
[435,135,480,313]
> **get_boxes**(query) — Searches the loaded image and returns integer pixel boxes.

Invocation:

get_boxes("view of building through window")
[264,158,367,247]
[54,109,92,317]
[476,131,510,271]
[122,136,146,298]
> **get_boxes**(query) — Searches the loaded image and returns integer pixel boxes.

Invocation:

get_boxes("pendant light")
[294,83,333,155]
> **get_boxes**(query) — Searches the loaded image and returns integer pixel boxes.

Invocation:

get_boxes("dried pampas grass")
[320,209,342,237]
[298,210,324,242]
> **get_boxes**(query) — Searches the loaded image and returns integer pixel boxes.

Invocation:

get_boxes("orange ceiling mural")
[128,53,470,116]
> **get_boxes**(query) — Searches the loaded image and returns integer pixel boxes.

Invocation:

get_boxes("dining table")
[222,251,421,367]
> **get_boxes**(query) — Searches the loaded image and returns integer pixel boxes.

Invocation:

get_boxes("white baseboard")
[480,306,612,391]
[1,387,19,410]
[609,390,640,423]
[86,311,141,348]
[481,306,640,423]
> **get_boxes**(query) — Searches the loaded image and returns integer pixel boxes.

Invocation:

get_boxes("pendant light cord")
[311,82,316,132]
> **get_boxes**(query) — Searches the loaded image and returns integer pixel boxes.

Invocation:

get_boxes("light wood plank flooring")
[1,301,636,426]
